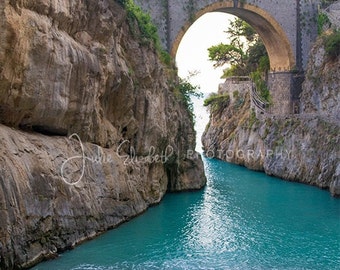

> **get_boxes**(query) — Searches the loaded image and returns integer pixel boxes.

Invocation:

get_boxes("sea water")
[33,157,340,270]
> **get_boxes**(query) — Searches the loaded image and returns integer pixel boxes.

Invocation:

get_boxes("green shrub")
[174,78,202,123]
[250,70,271,104]
[121,0,173,66]
[159,50,172,66]
[221,65,244,78]
[317,13,331,35]
[248,109,257,129]
[204,93,230,112]
[125,0,159,46]
[325,31,340,59]
[258,55,270,73]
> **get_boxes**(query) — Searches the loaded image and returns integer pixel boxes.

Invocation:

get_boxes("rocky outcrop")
[202,35,340,197]
[0,0,206,268]
[301,34,340,120]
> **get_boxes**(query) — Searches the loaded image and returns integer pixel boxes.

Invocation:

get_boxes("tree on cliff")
[208,18,269,78]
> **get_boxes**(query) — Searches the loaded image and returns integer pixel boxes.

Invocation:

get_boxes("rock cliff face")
[301,35,340,119]
[202,35,340,197]
[0,0,206,268]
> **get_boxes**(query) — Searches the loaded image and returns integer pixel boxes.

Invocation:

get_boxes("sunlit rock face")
[0,1,206,268]
[202,35,339,197]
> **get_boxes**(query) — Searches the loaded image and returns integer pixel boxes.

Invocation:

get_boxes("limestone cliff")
[202,35,340,197]
[0,0,206,268]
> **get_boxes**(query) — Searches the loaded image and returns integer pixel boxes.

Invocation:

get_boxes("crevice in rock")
[30,125,68,137]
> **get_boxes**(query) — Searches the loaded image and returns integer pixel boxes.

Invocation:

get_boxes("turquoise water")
[33,158,340,270]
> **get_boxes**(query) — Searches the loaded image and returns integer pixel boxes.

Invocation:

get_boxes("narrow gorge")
[1,0,339,269]
[0,1,206,268]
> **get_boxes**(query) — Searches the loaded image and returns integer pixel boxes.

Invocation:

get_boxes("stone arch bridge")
[134,0,320,114]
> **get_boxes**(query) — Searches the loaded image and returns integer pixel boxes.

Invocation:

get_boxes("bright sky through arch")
[175,12,236,152]
[176,12,236,94]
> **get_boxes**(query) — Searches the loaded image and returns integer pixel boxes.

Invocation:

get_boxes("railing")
[250,82,269,115]
[240,76,338,126]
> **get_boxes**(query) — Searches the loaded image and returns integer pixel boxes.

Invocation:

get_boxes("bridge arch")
[135,0,319,114]
[171,1,295,72]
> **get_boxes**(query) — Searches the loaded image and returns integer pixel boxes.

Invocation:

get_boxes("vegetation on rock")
[324,30,340,59]
[202,18,340,197]
[203,93,231,113]
[119,0,172,66]
[250,70,271,103]
[317,13,331,35]
[174,76,203,123]
[208,18,269,78]
[205,18,271,108]
[0,1,208,268]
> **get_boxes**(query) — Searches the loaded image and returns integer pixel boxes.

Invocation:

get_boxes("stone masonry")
[135,0,321,114]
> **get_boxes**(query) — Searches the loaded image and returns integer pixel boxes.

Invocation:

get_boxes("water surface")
[33,158,340,270]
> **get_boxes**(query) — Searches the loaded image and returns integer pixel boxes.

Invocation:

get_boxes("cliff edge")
[0,0,206,268]
[202,34,339,197]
